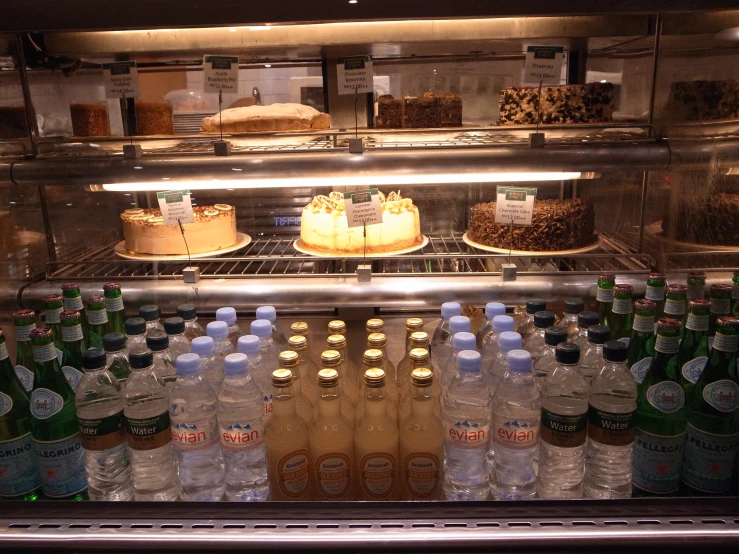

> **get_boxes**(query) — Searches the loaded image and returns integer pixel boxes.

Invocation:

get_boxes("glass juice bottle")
[366,318,384,342]
[278,351,313,425]
[318,350,357,427]
[367,332,396,380]
[398,348,442,422]
[326,334,360,393]
[288,335,319,405]
[397,331,430,387]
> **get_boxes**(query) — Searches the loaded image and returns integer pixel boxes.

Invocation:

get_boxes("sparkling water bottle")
[537,343,588,499]
[191,336,225,394]
[583,340,637,499]
[482,315,515,373]
[163,317,191,360]
[532,326,568,389]
[146,331,176,389]
[124,317,147,353]
[251,320,281,372]
[170,353,225,501]
[490,349,541,501]
[431,302,461,376]
[218,353,269,501]
[75,348,133,501]
[476,302,506,349]
[177,304,206,341]
[572,311,600,350]
[139,305,164,335]
[579,324,611,386]
[438,316,471,390]
[256,306,288,350]
[237,335,273,421]
[207,321,236,361]
[524,311,555,365]
[442,351,491,501]
[216,307,242,347]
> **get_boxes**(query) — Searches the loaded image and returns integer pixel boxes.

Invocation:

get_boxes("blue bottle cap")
[256,306,277,323]
[191,336,215,357]
[498,331,522,353]
[207,320,229,340]
[238,334,261,355]
[452,332,476,353]
[176,353,201,376]
[492,315,515,333]
[456,350,481,373]
[449,315,471,334]
[484,302,506,319]
[507,349,532,373]
[224,353,248,376]
[250,319,272,339]
[216,307,237,325]
[441,302,462,319]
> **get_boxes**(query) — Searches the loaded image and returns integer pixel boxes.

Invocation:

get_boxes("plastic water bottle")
[583,340,637,499]
[490,349,541,500]
[524,311,555,364]
[431,302,461,376]
[139,305,164,335]
[207,321,236,361]
[442,351,491,501]
[146,331,176,389]
[482,315,515,373]
[450,332,477,382]
[103,332,130,384]
[557,298,585,338]
[191,336,225,394]
[169,353,225,501]
[578,324,611,386]
[518,299,547,342]
[218,353,269,501]
[238,335,273,421]
[537,343,588,499]
[256,306,288,350]
[488,331,523,397]
[438,316,471,390]
[572,311,600,350]
[177,304,206,340]
[250,320,281,372]
[532,326,568,389]
[124,317,147,353]
[163,317,191,360]
[216,307,242,347]
[75,348,133,501]
[124,350,179,501]
[476,302,506,348]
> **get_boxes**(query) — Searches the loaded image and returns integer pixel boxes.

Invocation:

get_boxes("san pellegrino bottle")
[558,298,585,338]
[0,328,41,500]
[85,295,110,350]
[609,284,634,341]
[366,318,385,343]
[216,307,242,347]
[13,309,36,392]
[355,368,400,501]
[43,294,64,355]
[309,368,355,500]
[59,310,86,392]
[524,311,556,366]
[583,340,637,499]
[265,368,311,500]
[237,335,271,419]
[537,343,588,499]
[645,273,667,319]
[681,316,739,494]
[531,326,568,389]
[218,353,269,501]
[103,332,130,384]
[572,311,600,350]
[708,284,732,348]
[399,368,444,500]
[632,318,686,496]
[192,336,226,395]
[397,331,429,387]
[662,284,687,330]
[124,317,147,353]
[163,317,191,360]
[579,325,611,386]
[177,304,206,340]
[62,283,89,349]
[278,351,314,425]
[398,348,442,423]
[139,305,164,335]
[256,305,287,350]
[124,350,179,501]
[686,271,706,303]
[595,273,616,328]
[320,350,358,426]
[732,271,739,317]
[146,331,176,388]
[518,299,547,342]
[626,299,656,385]
[288,335,319,405]
[75,348,133,500]
[678,299,711,398]
[431,302,462,376]
[327,334,359,389]
[481,315,515,373]
[29,328,87,500]
[367,332,396,380]
[476,303,506,349]
[103,283,126,335]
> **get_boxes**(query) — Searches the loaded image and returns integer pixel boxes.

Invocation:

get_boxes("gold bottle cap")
[367,332,387,348]
[409,331,429,348]
[279,350,299,367]
[327,334,347,349]
[366,318,384,333]
[363,348,384,364]
[317,368,340,388]
[406,317,424,331]
[364,367,385,388]
[288,335,308,351]
[290,321,309,336]
[409,348,430,364]
[328,320,346,334]
[272,369,293,387]
[411,368,433,387]
[321,349,342,367]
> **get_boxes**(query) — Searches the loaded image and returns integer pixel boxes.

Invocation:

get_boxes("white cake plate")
[114,232,251,261]
[293,236,428,258]
[462,232,602,256]
[74,137,184,152]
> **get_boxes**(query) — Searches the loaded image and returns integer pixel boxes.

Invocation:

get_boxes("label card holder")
[103,62,140,99]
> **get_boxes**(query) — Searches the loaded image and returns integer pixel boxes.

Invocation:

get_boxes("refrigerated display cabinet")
[1,2,739,551]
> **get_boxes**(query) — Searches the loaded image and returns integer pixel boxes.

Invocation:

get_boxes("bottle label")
[444,416,490,450]
[681,424,739,493]
[654,335,680,354]
[646,381,685,414]
[403,453,441,499]
[14,365,34,391]
[45,307,64,325]
[596,287,614,303]
[712,332,738,353]
[125,412,171,451]
[702,379,739,413]
[686,314,709,332]
[587,407,634,446]
[171,421,217,451]
[33,433,87,498]
[87,309,108,326]
[611,298,632,315]
[633,315,655,333]
[681,357,707,384]
[30,388,64,420]
[61,325,84,343]
[0,342,7,361]
[632,428,685,494]
[359,453,397,499]
[105,297,124,312]
[0,392,12,417]
[541,408,587,448]
[493,415,540,450]
[710,298,731,314]
[62,366,83,392]
[77,412,126,451]
[15,324,35,342]
[32,343,58,363]
[664,299,685,316]
[277,449,311,498]
[315,453,352,499]
[63,296,84,311]
[630,357,652,384]
[0,433,40,497]
[646,285,666,301]
[219,422,264,452]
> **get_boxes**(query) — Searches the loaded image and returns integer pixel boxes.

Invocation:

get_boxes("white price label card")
[156,190,195,226]
[495,186,537,226]
[343,188,383,228]
[203,55,240,93]
[103,61,140,99]
[337,56,373,95]
[523,46,564,85]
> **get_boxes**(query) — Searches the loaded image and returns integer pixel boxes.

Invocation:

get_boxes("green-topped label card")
[102,61,140,99]
[495,186,537,225]
[524,46,564,85]
[203,55,240,93]
[343,188,383,228]
[156,190,195,226]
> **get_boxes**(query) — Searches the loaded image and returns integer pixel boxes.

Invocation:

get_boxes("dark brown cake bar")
[440,93,463,127]
[403,93,441,128]
[498,83,614,125]
[668,80,739,121]
[376,94,402,128]
[0,106,28,139]
[662,193,739,245]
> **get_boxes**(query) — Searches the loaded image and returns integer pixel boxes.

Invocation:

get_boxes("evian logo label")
[219,422,264,451]
[30,388,63,420]
[444,418,489,449]
[647,381,685,414]
[171,422,216,450]
[0,392,12,417]
[703,380,739,413]
[682,357,707,384]
[494,417,539,449]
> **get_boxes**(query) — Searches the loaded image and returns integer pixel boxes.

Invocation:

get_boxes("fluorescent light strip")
[101,172,583,192]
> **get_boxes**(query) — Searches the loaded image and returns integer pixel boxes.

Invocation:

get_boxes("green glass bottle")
[645,272,667,319]
[627,299,656,385]
[662,284,687,331]
[0,329,41,501]
[678,299,711,398]
[732,270,739,317]
[681,316,739,495]
[632,318,686,496]
[85,295,111,350]
[60,310,86,392]
[103,283,126,335]
[686,271,706,304]
[13,309,36,392]
[609,284,634,341]
[62,283,89,350]
[708,284,732,349]
[43,294,64,357]
[28,328,88,500]
[596,273,616,328]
